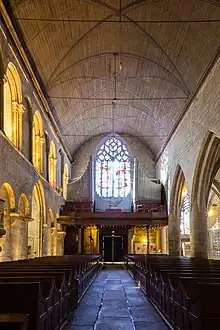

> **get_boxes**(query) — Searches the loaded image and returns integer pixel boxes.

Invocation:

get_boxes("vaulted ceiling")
[7,0,220,158]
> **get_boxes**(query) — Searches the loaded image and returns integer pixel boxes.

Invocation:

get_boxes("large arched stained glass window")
[96,137,131,198]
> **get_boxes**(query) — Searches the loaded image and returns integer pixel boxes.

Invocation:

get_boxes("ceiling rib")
[46,1,183,87]
[63,103,168,132]
[48,52,187,93]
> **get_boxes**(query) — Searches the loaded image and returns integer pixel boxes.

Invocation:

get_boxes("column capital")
[17,103,24,114]
[40,137,45,145]
[10,212,20,225]
[19,215,34,223]
[11,101,18,112]
[57,230,66,238]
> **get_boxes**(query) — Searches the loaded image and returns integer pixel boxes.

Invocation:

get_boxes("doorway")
[103,235,123,262]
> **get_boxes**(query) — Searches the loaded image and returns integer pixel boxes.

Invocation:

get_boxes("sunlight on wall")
[32,111,44,174]
[49,141,57,189]
[4,63,23,150]
[63,164,69,200]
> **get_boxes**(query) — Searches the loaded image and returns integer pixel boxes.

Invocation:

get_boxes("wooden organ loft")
[58,199,168,261]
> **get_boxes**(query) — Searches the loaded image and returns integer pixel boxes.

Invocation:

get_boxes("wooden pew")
[0,314,29,330]
[0,254,102,330]
[124,254,220,329]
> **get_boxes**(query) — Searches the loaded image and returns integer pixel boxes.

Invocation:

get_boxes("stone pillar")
[191,199,208,258]
[17,103,24,151]
[78,227,82,253]
[0,78,4,131]
[168,213,181,256]
[128,227,133,254]
[156,227,161,253]
[161,226,168,254]
[57,230,66,256]
[11,101,17,146]
[51,228,57,255]
[96,226,100,254]
[42,224,50,256]
[146,225,150,255]
[39,137,45,174]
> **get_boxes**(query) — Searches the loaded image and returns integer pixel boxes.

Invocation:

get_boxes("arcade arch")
[29,181,46,258]
[4,62,23,150]
[169,165,188,256]
[0,183,15,261]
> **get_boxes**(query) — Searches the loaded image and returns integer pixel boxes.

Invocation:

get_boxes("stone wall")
[156,51,220,257]
[0,24,70,260]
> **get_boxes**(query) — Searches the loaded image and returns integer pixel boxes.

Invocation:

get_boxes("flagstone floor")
[65,265,169,330]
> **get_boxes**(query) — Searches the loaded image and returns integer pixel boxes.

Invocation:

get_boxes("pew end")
[0,313,29,330]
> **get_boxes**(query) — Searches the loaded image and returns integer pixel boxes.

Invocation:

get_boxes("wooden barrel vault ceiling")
[6,0,220,159]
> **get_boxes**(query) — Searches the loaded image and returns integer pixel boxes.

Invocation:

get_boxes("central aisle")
[65,265,168,330]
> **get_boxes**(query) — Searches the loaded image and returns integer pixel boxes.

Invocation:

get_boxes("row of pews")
[0,254,102,330]
[124,254,220,330]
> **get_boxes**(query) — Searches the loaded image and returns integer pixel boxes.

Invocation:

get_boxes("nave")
[65,265,168,330]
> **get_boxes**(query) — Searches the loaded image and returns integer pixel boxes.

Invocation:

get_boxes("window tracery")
[95,137,131,198]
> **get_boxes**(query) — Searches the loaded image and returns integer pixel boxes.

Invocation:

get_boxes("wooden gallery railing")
[0,254,102,330]
[124,255,220,330]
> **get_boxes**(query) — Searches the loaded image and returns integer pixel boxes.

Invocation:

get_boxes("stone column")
[11,101,17,146]
[168,213,181,256]
[161,226,168,254]
[42,223,50,256]
[78,227,82,253]
[128,227,133,254]
[17,103,24,151]
[190,199,208,258]
[96,226,100,254]
[51,228,57,255]
[156,227,161,253]
[57,230,66,256]
[0,78,4,131]
[39,137,45,174]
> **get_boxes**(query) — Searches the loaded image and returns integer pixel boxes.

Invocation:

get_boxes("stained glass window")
[180,194,190,234]
[95,137,131,198]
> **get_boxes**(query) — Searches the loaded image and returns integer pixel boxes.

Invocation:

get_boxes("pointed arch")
[32,111,44,173]
[169,165,187,256]
[0,183,16,261]
[63,164,69,200]
[18,193,29,216]
[29,180,46,258]
[0,182,16,210]
[48,141,57,189]
[191,131,220,258]
[4,62,23,150]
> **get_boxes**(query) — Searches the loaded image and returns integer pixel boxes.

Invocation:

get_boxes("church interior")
[0,0,220,329]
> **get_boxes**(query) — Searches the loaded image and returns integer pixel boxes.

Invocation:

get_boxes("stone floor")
[65,265,169,330]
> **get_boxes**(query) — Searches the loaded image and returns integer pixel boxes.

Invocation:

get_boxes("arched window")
[32,111,44,174]
[48,141,57,189]
[180,194,190,234]
[4,62,23,150]
[96,137,131,198]
[63,164,69,200]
